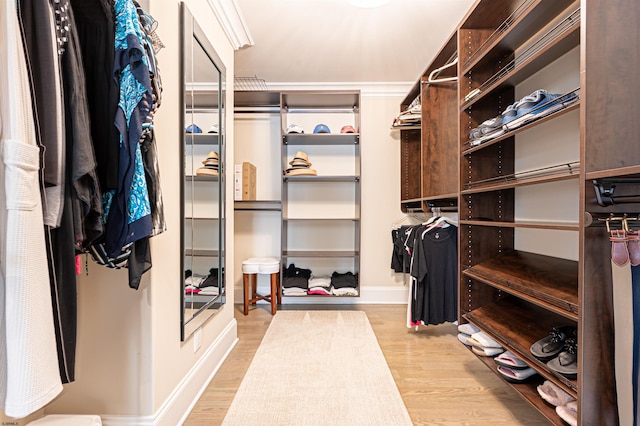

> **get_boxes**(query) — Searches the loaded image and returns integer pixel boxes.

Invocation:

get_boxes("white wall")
[44,0,238,423]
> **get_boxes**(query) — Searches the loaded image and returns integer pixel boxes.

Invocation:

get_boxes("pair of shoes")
[467,331,504,357]
[530,325,576,361]
[537,380,575,407]
[546,331,578,378]
[494,350,529,369]
[502,89,579,130]
[469,115,504,146]
[497,365,537,382]
[610,228,640,266]
[556,400,578,426]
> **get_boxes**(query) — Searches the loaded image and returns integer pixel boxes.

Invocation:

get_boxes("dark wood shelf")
[283,134,359,145]
[463,250,578,319]
[586,166,640,181]
[462,0,578,74]
[464,296,578,394]
[282,250,359,258]
[461,19,580,111]
[461,100,580,155]
[460,219,579,231]
[470,347,566,426]
[461,168,579,194]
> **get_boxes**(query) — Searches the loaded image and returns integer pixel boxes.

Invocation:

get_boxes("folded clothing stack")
[282,264,311,296]
[184,268,222,296]
[331,271,358,296]
[308,276,331,295]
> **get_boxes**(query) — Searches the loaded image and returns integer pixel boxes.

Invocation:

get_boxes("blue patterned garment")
[102,0,153,257]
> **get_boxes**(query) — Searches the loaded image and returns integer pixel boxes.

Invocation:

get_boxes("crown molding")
[207,0,254,50]
[264,81,414,97]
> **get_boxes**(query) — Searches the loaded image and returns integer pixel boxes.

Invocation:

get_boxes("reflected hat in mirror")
[208,124,219,134]
[286,124,304,134]
[340,125,356,134]
[313,123,331,134]
[185,123,202,133]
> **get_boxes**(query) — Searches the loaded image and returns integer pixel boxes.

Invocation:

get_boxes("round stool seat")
[242,257,280,274]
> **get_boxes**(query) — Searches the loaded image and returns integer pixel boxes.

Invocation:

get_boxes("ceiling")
[233,0,475,86]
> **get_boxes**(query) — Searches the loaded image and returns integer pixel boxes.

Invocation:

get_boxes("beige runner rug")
[222,310,413,425]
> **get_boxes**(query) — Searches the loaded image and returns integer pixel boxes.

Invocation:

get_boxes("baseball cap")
[286,124,304,134]
[185,123,202,133]
[340,125,356,134]
[313,124,331,134]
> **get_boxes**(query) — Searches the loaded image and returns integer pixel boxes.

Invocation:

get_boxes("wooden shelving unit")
[397,0,640,422]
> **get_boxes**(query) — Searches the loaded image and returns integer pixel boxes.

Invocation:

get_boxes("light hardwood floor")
[184,304,549,425]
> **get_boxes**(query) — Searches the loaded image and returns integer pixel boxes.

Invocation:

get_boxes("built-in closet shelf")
[184,133,220,145]
[391,125,421,131]
[234,200,282,211]
[282,175,360,183]
[460,219,579,231]
[461,169,579,194]
[461,101,580,155]
[281,92,360,110]
[282,134,359,145]
[463,250,578,319]
[470,348,565,426]
[586,167,640,180]
[461,0,577,75]
[282,250,359,258]
[185,175,219,182]
[460,18,580,111]
[185,249,220,257]
[464,297,578,393]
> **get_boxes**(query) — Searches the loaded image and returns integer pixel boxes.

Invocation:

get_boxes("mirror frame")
[179,2,226,341]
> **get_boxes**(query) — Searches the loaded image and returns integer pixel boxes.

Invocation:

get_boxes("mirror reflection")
[180,2,226,341]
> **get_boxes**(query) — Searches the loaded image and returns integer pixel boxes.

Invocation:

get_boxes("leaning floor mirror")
[180,2,226,341]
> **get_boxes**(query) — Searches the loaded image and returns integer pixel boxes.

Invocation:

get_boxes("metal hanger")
[427,57,458,84]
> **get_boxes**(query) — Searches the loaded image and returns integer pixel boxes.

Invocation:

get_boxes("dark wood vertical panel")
[422,84,459,198]
[583,0,640,174]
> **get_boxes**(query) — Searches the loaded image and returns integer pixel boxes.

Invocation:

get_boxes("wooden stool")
[242,257,281,315]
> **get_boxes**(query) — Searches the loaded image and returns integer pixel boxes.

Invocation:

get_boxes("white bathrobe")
[0,2,63,418]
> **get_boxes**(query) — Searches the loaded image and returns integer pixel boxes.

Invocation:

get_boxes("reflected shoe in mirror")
[530,325,576,361]
[556,400,578,426]
[496,365,538,383]
[494,350,529,369]
[537,380,575,407]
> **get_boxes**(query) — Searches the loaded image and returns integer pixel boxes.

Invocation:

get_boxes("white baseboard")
[234,285,409,305]
[100,318,238,426]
